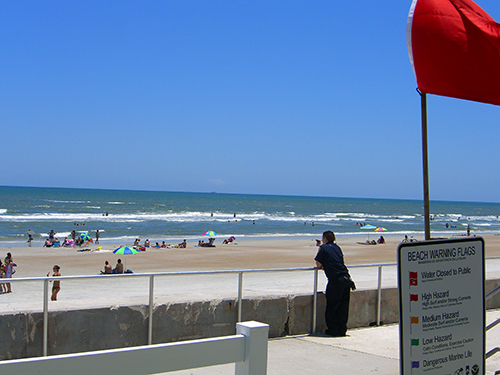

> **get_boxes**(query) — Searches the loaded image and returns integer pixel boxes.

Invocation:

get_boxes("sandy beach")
[2,234,500,277]
[1,234,500,314]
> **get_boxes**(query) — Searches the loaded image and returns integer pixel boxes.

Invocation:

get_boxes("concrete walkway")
[168,309,500,375]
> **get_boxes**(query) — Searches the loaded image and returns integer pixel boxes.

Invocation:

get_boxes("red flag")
[408,0,500,106]
[409,271,418,286]
[410,294,419,302]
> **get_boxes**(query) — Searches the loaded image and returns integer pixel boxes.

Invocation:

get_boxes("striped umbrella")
[113,246,140,255]
[80,232,92,242]
[113,246,140,272]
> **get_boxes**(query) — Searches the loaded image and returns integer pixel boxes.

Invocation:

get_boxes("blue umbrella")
[360,224,376,230]
[360,224,377,240]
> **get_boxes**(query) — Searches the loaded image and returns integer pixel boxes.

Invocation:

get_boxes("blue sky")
[1,1,499,202]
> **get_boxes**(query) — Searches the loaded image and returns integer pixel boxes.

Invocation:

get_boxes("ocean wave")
[47,200,89,204]
[0,210,498,226]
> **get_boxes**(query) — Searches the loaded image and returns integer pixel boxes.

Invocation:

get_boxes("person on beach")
[0,263,6,294]
[178,239,187,248]
[4,254,16,293]
[113,259,124,274]
[144,239,150,247]
[48,230,55,244]
[315,230,354,337]
[100,261,112,274]
[47,265,61,301]
[96,230,100,244]
[71,230,76,241]
[27,230,34,246]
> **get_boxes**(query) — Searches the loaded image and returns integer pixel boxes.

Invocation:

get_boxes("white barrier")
[0,321,269,375]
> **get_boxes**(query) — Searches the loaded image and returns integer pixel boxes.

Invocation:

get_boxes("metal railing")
[5,262,396,357]
[6,257,500,358]
[486,280,500,360]
[349,262,396,326]
[7,267,318,356]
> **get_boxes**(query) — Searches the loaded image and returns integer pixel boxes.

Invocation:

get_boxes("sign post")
[398,237,485,375]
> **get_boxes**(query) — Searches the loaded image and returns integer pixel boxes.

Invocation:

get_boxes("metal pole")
[377,266,383,326]
[237,272,243,323]
[43,278,49,357]
[148,275,154,345]
[312,268,318,334]
[419,90,431,240]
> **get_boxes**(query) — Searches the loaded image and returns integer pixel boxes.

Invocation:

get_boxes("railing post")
[148,275,154,345]
[312,268,318,334]
[377,266,383,326]
[238,272,243,323]
[43,278,49,357]
[235,321,269,375]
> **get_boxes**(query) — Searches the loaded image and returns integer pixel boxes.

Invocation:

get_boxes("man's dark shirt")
[315,242,348,280]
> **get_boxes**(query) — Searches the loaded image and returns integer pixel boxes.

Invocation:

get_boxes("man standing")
[315,230,352,337]
[27,229,34,246]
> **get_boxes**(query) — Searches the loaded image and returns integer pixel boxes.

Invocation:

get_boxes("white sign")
[398,237,485,375]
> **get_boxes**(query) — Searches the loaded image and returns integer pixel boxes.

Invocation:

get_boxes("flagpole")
[418,89,431,240]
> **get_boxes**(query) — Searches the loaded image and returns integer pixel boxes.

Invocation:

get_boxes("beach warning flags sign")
[407,0,500,106]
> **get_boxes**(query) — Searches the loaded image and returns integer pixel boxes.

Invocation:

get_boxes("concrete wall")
[1,279,499,360]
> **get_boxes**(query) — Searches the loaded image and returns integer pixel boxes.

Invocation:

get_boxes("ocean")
[0,186,499,247]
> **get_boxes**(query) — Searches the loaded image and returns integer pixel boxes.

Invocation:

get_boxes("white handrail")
[0,321,269,375]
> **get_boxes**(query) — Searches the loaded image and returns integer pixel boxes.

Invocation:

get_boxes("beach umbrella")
[80,232,91,241]
[360,224,376,240]
[360,225,376,230]
[203,230,217,237]
[113,246,140,255]
[113,246,140,272]
[374,227,387,232]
